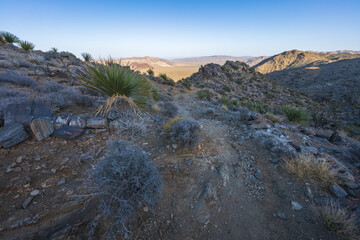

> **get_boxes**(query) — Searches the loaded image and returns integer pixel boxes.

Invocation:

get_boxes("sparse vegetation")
[0,70,38,87]
[81,52,93,62]
[284,154,338,187]
[163,116,185,135]
[169,119,201,147]
[109,113,147,138]
[51,47,58,53]
[151,86,160,101]
[91,140,162,238]
[0,34,6,45]
[282,105,311,124]
[78,60,152,116]
[18,40,35,51]
[197,89,211,101]
[317,202,358,238]
[1,32,19,44]
[265,113,282,123]
[147,68,154,75]
[159,101,178,117]
[159,73,175,86]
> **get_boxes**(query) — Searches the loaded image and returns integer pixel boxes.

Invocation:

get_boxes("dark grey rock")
[21,196,34,209]
[314,129,333,140]
[58,178,66,185]
[330,185,348,199]
[30,118,54,141]
[314,197,333,206]
[0,122,29,148]
[254,170,262,179]
[4,101,51,126]
[86,117,108,129]
[344,181,360,189]
[54,125,83,139]
[277,212,287,219]
[329,132,342,144]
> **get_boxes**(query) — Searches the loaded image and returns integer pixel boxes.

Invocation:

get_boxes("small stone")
[14,167,21,172]
[291,201,303,210]
[22,196,34,209]
[143,206,149,212]
[16,156,23,163]
[254,170,262,179]
[69,115,86,128]
[34,155,41,161]
[30,190,40,196]
[51,168,57,173]
[270,158,279,164]
[330,185,348,199]
[277,213,287,219]
[58,178,66,185]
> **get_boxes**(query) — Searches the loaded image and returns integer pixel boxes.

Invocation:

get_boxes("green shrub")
[18,40,35,51]
[230,63,239,70]
[51,47,58,53]
[197,89,211,101]
[219,97,231,106]
[78,59,152,116]
[81,52,93,62]
[159,73,175,86]
[282,106,311,124]
[151,86,160,101]
[223,85,232,92]
[1,32,19,43]
[147,68,154,75]
[221,66,231,72]
[180,78,192,89]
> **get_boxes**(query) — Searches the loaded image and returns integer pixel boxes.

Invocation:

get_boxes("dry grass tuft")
[284,154,339,187]
[318,202,358,238]
[163,117,186,136]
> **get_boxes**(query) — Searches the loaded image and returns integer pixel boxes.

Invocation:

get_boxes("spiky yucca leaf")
[18,40,35,51]
[2,32,19,43]
[81,52,93,62]
[78,61,152,116]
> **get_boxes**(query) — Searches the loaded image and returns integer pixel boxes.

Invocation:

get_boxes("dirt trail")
[134,91,337,240]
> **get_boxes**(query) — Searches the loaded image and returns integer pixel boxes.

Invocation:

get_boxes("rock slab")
[330,185,348,199]
[0,122,29,148]
[86,117,108,129]
[54,125,83,139]
[30,118,54,141]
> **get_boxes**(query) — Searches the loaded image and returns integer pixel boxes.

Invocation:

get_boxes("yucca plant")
[78,60,152,117]
[18,40,35,51]
[147,68,154,75]
[81,52,93,62]
[51,47,58,53]
[2,32,19,44]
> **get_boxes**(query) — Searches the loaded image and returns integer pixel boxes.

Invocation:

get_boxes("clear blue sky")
[1,0,359,59]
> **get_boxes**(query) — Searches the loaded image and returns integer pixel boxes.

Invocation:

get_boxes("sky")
[1,0,360,59]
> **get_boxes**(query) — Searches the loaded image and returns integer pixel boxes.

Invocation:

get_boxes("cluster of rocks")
[0,100,109,148]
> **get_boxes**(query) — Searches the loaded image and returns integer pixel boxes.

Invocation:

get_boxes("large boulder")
[0,122,29,148]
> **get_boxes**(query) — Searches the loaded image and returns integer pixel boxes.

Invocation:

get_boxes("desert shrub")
[1,32,19,44]
[0,70,38,87]
[221,66,231,72]
[0,88,28,98]
[160,101,178,117]
[282,105,310,124]
[254,131,294,157]
[147,68,154,75]
[15,58,33,68]
[28,53,45,64]
[78,60,152,116]
[284,154,338,187]
[109,114,147,138]
[92,140,162,238]
[318,201,358,238]
[47,89,96,107]
[179,78,192,89]
[18,40,35,51]
[159,73,175,86]
[230,63,239,70]
[169,119,201,147]
[197,89,211,101]
[163,117,184,135]
[218,97,231,106]
[51,47,58,53]
[265,113,282,123]
[35,81,66,93]
[0,34,6,45]
[81,52,93,62]
[223,85,232,92]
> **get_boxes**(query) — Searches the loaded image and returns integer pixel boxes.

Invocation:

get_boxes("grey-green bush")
[92,140,162,238]
[170,119,201,147]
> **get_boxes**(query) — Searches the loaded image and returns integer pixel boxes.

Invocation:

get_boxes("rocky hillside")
[182,60,320,113]
[253,50,360,136]
[254,50,360,74]
[1,41,360,240]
